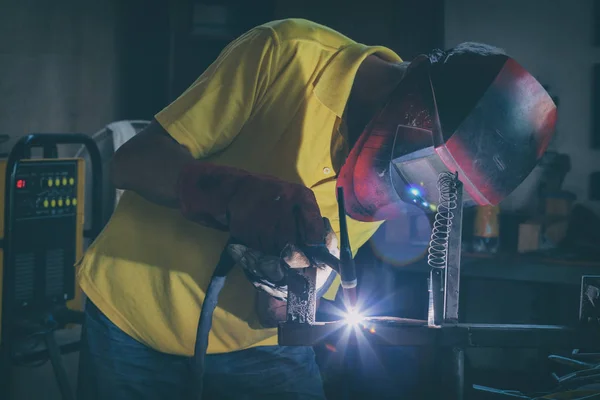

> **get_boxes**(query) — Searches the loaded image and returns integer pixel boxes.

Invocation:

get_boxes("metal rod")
[429,269,444,326]
[45,331,75,400]
[337,187,357,307]
[444,179,463,324]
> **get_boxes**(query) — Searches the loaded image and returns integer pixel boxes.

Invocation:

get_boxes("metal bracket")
[580,275,600,326]
[444,180,464,324]
[285,267,317,324]
[429,176,464,326]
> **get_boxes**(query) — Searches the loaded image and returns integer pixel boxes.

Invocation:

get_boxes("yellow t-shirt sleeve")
[322,276,341,301]
[155,27,279,159]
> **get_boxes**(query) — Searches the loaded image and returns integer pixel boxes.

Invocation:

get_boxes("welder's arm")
[112,26,279,209]
[111,119,194,208]
[113,134,325,257]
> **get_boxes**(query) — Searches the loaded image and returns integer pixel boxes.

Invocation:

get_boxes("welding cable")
[188,238,340,399]
[571,394,600,400]
[10,316,60,368]
[531,393,600,400]
[188,241,237,400]
[556,373,600,391]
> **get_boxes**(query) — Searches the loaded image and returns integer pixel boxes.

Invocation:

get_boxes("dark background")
[1,0,597,211]
[1,0,599,398]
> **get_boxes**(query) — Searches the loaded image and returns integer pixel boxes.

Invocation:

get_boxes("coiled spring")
[427,172,459,270]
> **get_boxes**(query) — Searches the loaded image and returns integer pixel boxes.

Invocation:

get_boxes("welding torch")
[302,186,357,309]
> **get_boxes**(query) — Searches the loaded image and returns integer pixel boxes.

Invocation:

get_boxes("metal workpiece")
[279,317,435,347]
[285,267,317,324]
[444,179,463,324]
[428,269,444,327]
[278,318,600,349]
[580,275,600,326]
[282,186,356,326]
[278,172,600,400]
[427,172,463,327]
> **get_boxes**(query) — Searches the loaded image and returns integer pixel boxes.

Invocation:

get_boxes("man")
[77,18,556,399]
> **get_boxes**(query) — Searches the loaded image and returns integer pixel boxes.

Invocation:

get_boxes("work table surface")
[395,251,600,285]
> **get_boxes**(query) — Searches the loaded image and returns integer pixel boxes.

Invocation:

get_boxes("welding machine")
[0,134,102,399]
[0,155,85,333]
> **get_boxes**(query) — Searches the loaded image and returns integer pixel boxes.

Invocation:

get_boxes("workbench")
[282,250,600,399]
[397,251,600,286]
[283,248,600,350]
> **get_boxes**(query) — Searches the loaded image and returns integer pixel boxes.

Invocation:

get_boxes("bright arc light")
[409,188,421,196]
[344,308,365,326]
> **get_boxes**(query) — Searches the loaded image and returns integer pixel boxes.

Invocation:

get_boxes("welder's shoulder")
[259,19,355,51]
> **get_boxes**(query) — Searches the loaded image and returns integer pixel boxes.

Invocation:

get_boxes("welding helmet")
[337,53,557,222]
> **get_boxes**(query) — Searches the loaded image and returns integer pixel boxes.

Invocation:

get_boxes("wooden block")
[545,219,569,245]
[545,198,571,216]
[518,223,541,253]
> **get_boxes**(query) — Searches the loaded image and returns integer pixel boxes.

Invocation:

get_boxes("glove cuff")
[177,161,249,230]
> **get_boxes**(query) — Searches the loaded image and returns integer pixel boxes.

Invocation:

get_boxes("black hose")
[188,242,237,400]
[188,232,339,399]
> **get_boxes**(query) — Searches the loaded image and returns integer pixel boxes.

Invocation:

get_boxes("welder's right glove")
[227,217,339,301]
[177,161,326,256]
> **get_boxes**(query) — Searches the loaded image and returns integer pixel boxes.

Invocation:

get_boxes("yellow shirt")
[78,19,401,355]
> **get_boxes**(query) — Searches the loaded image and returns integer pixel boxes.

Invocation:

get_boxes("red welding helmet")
[337,54,557,222]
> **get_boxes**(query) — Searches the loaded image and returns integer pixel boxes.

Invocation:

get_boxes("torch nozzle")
[342,286,358,309]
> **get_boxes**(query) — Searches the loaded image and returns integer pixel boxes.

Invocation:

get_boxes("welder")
[75,18,556,400]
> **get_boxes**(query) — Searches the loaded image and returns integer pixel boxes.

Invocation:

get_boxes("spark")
[344,307,365,326]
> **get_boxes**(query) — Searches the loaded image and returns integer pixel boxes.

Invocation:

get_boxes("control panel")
[12,160,79,220]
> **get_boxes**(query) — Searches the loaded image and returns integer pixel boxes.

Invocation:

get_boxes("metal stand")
[428,177,464,327]
[436,178,464,400]
[45,330,75,400]
[278,175,600,400]
[439,347,465,400]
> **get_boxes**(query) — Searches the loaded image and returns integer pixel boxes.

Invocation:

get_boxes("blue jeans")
[77,301,326,400]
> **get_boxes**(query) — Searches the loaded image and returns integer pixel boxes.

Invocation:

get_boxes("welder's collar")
[313,43,402,117]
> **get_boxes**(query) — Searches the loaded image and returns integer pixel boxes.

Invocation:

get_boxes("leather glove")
[177,161,325,255]
[227,218,339,301]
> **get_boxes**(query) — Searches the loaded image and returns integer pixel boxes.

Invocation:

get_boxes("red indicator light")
[16,179,26,189]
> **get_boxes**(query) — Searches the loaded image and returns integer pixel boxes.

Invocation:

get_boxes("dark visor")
[338,58,556,221]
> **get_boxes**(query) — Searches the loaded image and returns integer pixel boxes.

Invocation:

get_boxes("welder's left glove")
[227,218,339,302]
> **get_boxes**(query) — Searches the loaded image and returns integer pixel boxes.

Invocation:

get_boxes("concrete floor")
[8,328,80,400]
[11,352,79,400]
